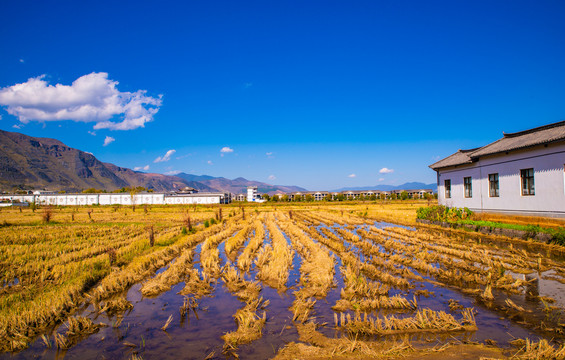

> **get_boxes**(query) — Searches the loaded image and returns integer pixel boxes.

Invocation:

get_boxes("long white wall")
[1,193,229,206]
[437,142,565,217]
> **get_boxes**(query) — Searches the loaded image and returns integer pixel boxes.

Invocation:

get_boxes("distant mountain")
[0,129,308,194]
[0,129,194,192]
[332,182,437,192]
[175,172,307,195]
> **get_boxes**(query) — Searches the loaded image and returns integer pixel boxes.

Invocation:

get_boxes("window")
[521,168,535,196]
[444,179,451,198]
[464,177,472,198]
[489,173,499,197]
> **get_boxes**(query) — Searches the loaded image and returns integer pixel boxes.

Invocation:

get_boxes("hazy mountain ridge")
[174,172,307,194]
[332,182,437,192]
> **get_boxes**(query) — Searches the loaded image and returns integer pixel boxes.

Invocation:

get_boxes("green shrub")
[549,228,565,246]
[416,205,473,222]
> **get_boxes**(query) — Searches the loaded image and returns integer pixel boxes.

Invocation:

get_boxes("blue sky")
[0,1,564,190]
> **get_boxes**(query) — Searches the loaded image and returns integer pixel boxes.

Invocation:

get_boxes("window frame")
[488,173,499,197]
[464,176,472,198]
[444,179,451,198]
[520,168,535,196]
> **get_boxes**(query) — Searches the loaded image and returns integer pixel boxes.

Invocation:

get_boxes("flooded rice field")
[1,206,565,359]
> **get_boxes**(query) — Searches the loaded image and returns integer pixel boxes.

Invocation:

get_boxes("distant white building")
[430,121,565,217]
[247,186,265,202]
[0,191,231,206]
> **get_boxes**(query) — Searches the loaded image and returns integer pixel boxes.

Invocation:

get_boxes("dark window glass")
[444,179,451,198]
[464,177,472,198]
[489,173,499,197]
[521,168,535,195]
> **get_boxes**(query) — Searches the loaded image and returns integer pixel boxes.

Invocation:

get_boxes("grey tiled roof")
[429,120,565,170]
[429,148,477,170]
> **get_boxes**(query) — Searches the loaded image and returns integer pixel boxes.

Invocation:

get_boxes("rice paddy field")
[1,202,565,359]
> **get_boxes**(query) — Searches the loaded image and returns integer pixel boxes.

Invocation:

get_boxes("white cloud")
[165,170,181,175]
[207,160,213,165]
[266,152,273,156]
[379,167,394,174]
[0,72,162,130]
[12,124,23,129]
[176,153,192,160]
[378,178,385,182]
[220,146,234,153]
[103,136,115,146]
[134,165,150,171]
[348,174,356,178]
[154,149,176,163]
[88,130,96,136]
[268,175,276,180]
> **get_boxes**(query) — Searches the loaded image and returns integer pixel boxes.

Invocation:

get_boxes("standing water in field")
[1,207,564,359]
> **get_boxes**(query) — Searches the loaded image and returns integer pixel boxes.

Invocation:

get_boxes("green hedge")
[416,205,472,222]
[416,205,565,246]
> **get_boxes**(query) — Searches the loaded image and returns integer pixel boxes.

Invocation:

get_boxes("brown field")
[0,201,564,359]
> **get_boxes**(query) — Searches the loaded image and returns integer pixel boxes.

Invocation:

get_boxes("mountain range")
[0,129,435,194]
[0,129,306,194]
[331,182,437,192]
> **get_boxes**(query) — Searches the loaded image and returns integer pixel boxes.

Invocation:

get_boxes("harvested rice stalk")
[222,297,269,352]
[201,223,243,278]
[511,338,565,359]
[256,215,294,291]
[237,219,266,272]
[54,316,102,349]
[178,268,214,299]
[98,296,134,316]
[337,308,477,336]
[224,222,253,261]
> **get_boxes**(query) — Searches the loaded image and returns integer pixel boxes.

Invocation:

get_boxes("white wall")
[437,142,565,217]
[2,193,227,206]
[165,195,221,205]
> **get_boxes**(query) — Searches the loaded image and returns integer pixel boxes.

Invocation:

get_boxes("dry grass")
[336,308,477,336]
[0,205,233,351]
[2,202,564,356]
[255,214,294,291]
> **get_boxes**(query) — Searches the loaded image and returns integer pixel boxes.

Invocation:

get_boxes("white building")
[0,191,231,206]
[246,186,265,202]
[430,121,565,217]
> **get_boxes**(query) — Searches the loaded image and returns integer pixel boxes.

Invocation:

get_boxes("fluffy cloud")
[348,173,356,178]
[0,72,162,130]
[12,124,22,129]
[379,167,394,174]
[165,170,181,175]
[268,175,276,180]
[154,149,176,163]
[134,165,150,171]
[88,130,96,136]
[378,178,385,182]
[103,136,115,146]
[220,147,234,153]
